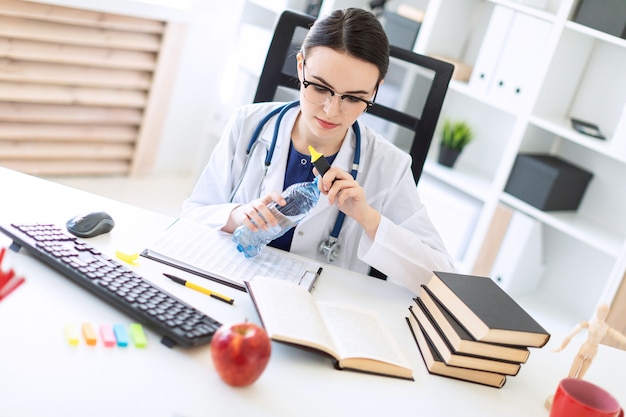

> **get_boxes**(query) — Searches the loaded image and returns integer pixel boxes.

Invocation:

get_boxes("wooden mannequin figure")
[545,304,626,410]
[553,304,626,379]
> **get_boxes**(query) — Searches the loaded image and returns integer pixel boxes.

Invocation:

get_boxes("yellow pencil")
[163,273,234,305]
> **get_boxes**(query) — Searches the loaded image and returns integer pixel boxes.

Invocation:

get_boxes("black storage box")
[504,154,593,211]
[573,0,626,39]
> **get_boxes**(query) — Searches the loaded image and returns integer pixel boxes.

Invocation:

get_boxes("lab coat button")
[298,231,304,236]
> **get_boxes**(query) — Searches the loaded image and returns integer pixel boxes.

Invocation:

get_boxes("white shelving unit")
[412,0,626,335]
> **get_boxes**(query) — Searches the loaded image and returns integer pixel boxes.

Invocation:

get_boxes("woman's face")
[296,47,380,150]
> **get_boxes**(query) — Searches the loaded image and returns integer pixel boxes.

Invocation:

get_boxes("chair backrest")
[254,9,454,184]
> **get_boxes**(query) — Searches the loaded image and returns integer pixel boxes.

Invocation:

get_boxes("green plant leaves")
[441,119,474,150]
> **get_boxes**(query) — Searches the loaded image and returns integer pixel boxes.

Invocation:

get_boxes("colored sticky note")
[64,323,80,346]
[113,324,129,347]
[130,323,147,348]
[100,324,116,348]
[115,251,139,266]
[81,322,97,346]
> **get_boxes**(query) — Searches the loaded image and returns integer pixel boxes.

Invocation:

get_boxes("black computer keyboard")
[0,223,221,348]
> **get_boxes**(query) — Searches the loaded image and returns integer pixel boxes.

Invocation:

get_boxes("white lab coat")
[182,102,454,294]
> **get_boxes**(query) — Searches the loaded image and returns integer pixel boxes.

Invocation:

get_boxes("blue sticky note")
[113,324,129,347]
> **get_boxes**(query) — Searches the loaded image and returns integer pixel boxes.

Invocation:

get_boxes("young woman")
[182,8,454,294]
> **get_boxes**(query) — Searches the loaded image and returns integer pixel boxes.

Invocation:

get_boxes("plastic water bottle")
[232,177,320,258]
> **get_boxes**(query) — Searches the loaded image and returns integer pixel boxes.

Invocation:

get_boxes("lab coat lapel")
[257,106,297,198]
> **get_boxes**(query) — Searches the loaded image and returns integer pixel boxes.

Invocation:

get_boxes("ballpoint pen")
[163,273,234,305]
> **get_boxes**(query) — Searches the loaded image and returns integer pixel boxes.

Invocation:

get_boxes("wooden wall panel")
[0,0,164,33]
[0,37,157,70]
[0,16,161,51]
[0,0,180,176]
[0,60,153,89]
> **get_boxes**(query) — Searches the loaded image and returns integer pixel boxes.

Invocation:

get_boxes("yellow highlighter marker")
[308,145,331,176]
[164,273,234,305]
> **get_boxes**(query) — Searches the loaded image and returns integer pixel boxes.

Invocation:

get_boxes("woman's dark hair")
[302,8,390,82]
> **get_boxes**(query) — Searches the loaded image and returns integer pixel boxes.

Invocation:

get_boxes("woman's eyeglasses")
[301,62,376,116]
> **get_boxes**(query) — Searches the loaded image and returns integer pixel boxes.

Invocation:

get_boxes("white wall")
[151,2,245,177]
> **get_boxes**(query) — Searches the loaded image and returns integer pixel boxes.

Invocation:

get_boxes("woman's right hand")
[223,191,286,233]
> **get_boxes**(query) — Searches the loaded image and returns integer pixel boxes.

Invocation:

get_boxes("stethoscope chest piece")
[319,236,340,263]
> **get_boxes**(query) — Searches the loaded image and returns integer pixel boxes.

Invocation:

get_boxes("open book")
[246,275,414,380]
[140,218,322,292]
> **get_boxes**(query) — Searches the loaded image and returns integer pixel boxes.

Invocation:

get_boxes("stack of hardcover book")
[405,271,550,388]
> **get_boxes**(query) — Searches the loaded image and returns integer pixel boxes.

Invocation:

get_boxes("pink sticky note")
[100,324,116,348]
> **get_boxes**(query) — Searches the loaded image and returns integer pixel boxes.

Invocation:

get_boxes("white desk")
[0,166,624,417]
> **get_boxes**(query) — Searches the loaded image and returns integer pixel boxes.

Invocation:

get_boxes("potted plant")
[437,118,474,168]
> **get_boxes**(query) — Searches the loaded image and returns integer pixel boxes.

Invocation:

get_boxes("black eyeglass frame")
[301,61,378,114]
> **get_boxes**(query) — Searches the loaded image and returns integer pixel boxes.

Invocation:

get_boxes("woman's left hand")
[318,167,381,239]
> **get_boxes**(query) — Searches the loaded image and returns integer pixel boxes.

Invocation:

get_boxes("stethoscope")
[229,100,361,263]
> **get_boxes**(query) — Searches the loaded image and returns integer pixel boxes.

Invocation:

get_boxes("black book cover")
[419,287,530,363]
[425,271,550,347]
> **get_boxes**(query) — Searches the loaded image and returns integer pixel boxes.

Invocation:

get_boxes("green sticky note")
[130,323,147,348]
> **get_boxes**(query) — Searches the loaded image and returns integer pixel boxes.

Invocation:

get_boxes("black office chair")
[253,9,454,184]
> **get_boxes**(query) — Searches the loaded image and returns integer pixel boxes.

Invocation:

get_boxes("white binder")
[487,12,552,110]
[469,5,514,96]
[470,5,552,111]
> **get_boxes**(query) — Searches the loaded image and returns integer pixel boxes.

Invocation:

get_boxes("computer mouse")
[66,211,115,238]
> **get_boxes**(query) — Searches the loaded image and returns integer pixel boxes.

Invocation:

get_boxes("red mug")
[550,378,624,417]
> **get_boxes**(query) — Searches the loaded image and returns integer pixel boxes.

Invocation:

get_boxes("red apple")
[210,322,271,387]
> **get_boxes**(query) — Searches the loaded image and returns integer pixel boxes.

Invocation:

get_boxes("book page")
[248,276,338,358]
[316,301,411,369]
[143,218,321,290]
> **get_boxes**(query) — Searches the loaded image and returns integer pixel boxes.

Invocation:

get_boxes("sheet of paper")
[143,218,321,290]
